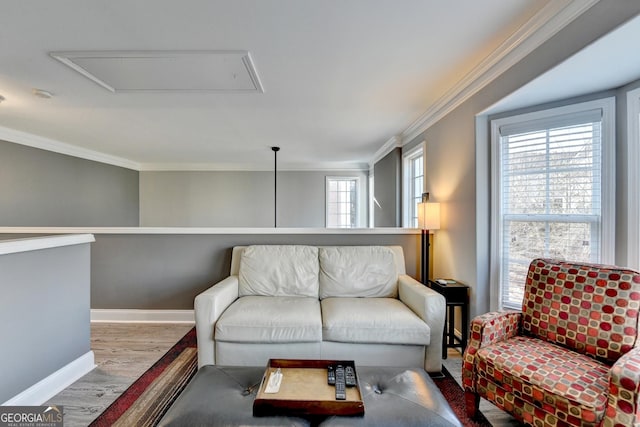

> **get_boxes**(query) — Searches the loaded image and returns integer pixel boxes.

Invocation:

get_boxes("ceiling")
[0,0,592,171]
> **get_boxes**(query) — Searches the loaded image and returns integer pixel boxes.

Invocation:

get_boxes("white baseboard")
[2,351,95,406]
[91,309,195,323]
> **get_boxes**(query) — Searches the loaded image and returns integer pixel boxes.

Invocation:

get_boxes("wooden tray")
[253,359,364,417]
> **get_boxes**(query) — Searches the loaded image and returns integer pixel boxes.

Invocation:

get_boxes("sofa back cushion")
[319,246,398,299]
[238,245,319,297]
[524,258,640,363]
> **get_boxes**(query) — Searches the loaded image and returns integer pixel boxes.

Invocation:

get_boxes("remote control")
[345,366,356,387]
[327,365,336,385]
[335,365,346,400]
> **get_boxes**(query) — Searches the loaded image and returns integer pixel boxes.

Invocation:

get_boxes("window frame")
[627,87,640,269]
[490,97,615,310]
[402,142,425,228]
[368,170,375,228]
[325,176,361,228]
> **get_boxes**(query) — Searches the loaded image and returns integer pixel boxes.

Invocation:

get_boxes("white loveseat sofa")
[194,245,446,373]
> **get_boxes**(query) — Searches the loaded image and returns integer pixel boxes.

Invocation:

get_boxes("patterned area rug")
[89,328,491,426]
[88,328,198,427]
[432,369,493,427]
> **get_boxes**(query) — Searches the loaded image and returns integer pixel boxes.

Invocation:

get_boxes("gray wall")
[403,0,640,318]
[0,242,91,403]
[140,170,368,227]
[90,233,419,309]
[0,141,139,226]
[374,148,401,227]
[0,140,369,228]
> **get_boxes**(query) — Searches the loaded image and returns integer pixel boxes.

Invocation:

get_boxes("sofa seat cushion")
[239,245,319,297]
[215,296,322,343]
[476,335,610,424]
[319,246,398,299]
[321,298,430,345]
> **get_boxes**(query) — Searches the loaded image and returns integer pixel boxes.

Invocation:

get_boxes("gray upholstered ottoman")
[158,366,309,427]
[158,366,461,427]
[318,368,461,427]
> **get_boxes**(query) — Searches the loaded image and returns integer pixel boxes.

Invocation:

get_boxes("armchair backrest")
[523,258,640,364]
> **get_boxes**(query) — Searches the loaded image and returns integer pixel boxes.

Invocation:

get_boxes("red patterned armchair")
[462,258,640,427]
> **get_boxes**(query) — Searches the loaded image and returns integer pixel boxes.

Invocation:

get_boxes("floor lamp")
[418,193,440,284]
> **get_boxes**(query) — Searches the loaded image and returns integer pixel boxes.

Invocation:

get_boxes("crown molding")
[0,125,141,170]
[138,161,369,172]
[369,135,402,168]
[0,126,368,172]
[399,0,600,145]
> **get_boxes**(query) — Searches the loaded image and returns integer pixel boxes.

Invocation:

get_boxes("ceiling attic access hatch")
[50,50,265,93]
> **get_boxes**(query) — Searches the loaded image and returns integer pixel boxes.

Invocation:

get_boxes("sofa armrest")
[462,311,521,392]
[398,275,446,373]
[194,275,239,368]
[604,346,640,426]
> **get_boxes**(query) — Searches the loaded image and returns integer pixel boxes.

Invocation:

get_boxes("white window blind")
[497,108,606,309]
[326,177,359,228]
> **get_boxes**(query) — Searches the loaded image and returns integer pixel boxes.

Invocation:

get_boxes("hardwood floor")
[44,323,193,427]
[442,349,522,426]
[45,323,521,426]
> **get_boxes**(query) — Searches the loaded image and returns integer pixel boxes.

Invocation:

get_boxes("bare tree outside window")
[500,122,602,307]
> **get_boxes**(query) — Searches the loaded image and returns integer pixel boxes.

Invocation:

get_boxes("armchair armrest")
[462,310,521,392]
[194,275,239,368]
[604,346,640,426]
[398,275,446,373]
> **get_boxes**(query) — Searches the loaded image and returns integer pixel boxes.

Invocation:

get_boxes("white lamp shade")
[417,202,440,230]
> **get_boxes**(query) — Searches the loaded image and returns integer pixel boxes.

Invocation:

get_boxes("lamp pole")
[421,192,430,284]
[422,228,430,284]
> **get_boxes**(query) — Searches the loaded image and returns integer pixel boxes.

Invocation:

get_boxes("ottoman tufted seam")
[216,367,262,397]
[354,386,459,427]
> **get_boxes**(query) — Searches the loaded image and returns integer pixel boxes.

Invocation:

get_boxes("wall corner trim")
[1,351,96,406]
[370,136,402,168]
[90,309,195,324]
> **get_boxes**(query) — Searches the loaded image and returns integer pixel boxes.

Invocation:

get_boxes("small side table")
[427,280,469,359]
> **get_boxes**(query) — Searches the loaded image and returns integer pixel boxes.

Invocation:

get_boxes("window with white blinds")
[326,177,359,228]
[491,99,615,310]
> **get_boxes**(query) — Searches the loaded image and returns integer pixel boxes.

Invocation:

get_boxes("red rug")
[90,328,492,426]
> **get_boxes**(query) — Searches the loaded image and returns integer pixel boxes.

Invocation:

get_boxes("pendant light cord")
[272,147,280,228]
